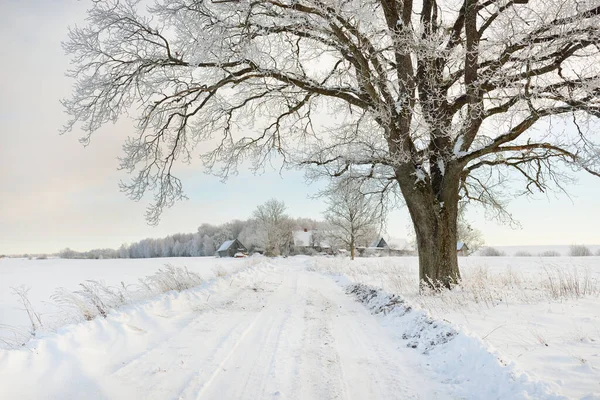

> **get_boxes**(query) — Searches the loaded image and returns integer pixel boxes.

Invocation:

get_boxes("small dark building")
[216,239,248,258]
[370,237,389,249]
[457,242,469,257]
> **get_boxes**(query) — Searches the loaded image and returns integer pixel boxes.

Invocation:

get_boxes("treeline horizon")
[53,216,331,260]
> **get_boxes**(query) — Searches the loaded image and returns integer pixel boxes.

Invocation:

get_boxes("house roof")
[217,239,236,252]
[387,237,410,251]
[457,242,468,251]
[369,237,412,250]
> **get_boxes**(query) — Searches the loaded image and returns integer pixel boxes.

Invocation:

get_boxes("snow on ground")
[1,258,452,399]
[0,255,598,399]
[0,257,249,344]
[314,256,600,399]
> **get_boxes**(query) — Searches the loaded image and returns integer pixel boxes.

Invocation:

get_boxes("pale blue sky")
[1,1,599,254]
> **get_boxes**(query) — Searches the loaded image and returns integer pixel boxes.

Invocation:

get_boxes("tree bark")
[350,234,355,260]
[411,205,460,289]
[396,166,462,288]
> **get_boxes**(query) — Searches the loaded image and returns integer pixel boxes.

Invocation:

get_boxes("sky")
[1,0,599,255]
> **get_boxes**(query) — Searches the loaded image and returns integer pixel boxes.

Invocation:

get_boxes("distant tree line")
[58,200,329,259]
[48,196,491,260]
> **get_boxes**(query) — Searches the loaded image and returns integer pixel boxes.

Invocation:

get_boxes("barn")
[216,239,248,258]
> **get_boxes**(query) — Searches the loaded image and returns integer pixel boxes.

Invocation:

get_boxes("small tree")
[456,209,484,255]
[323,181,382,260]
[253,199,292,256]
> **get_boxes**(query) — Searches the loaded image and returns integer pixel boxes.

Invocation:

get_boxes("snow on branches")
[62,0,600,230]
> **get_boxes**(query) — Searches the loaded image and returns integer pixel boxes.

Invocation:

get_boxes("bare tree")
[324,181,382,259]
[63,0,600,287]
[253,199,292,256]
[456,209,484,255]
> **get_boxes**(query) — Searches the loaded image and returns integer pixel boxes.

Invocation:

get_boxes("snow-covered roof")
[293,230,331,248]
[217,240,236,252]
[387,237,410,251]
[457,242,468,251]
[293,230,312,247]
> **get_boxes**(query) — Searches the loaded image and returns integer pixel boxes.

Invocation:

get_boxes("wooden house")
[216,239,248,258]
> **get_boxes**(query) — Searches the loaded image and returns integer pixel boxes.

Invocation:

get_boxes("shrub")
[569,245,592,257]
[479,247,505,257]
[514,251,532,257]
[539,250,561,257]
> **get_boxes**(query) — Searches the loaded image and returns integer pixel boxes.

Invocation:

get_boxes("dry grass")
[52,265,203,322]
[10,286,43,336]
[541,266,600,299]
[2,257,262,349]
[312,257,600,315]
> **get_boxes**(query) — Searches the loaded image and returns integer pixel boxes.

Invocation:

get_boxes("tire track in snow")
[1,263,456,400]
[294,286,349,400]
[193,273,299,400]
[108,273,285,399]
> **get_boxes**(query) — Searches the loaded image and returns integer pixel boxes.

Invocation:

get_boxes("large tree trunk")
[396,166,462,289]
[411,205,460,288]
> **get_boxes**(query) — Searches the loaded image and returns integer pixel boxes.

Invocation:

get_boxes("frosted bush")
[479,247,505,257]
[539,250,561,257]
[569,245,592,257]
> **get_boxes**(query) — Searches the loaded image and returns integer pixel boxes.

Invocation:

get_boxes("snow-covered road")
[0,264,451,400]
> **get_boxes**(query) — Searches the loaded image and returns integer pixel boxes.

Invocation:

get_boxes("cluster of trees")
[59,199,329,259]
[57,192,485,259]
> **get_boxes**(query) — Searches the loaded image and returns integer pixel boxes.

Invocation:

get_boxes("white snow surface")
[314,256,600,399]
[453,135,467,158]
[0,255,599,399]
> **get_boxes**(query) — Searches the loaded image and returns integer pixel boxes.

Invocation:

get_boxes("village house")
[292,228,330,254]
[360,237,413,256]
[216,239,248,258]
[457,242,469,256]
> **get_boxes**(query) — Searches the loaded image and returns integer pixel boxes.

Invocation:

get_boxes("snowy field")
[313,256,600,399]
[0,255,599,399]
[0,257,250,344]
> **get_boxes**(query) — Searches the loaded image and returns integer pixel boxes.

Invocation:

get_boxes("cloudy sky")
[1,0,599,255]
